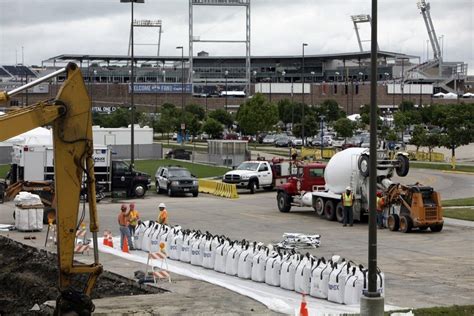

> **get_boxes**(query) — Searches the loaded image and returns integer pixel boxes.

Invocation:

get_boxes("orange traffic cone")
[299,294,309,316]
[107,234,114,248]
[122,236,130,253]
[103,232,109,246]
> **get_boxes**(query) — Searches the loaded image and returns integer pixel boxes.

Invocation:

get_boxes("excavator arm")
[0,63,102,314]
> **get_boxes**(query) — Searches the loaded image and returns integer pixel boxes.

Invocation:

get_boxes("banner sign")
[130,83,192,94]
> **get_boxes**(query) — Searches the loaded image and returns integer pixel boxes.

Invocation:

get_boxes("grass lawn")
[0,164,9,178]
[443,208,474,221]
[442,197,474,207]
[387,305,474,316]
[410,162,474,173]
[133,159,230,179]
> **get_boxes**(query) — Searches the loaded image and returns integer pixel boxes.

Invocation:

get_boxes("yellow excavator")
[0,63,102,314]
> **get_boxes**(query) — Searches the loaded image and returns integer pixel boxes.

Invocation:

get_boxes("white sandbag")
[225,243,243,276]
[237,244,255,279]
[295,255,314,294]
[14,207,43,231]
[179,232,195,263]
[251,248,269,283]
[169,230,184,260]
[191,234,206,266]
[214,239,231,273]
[265,253,283,287]
[160,226,174,254]
[310,258,333,299]
[141,223,159,252]
[133,221,149,250]
[14,192,42,206]
[377,269,385,297]
[150,225,164,253]
[344,266,366,305]
[328,260,351,304]
[280,254,300,291]
[202,236,220,269]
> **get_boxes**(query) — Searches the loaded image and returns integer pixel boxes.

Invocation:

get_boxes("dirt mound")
[0,236,162,314]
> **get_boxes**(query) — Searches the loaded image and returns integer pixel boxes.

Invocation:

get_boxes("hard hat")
[346,186,351,191]
[159,203,166,209]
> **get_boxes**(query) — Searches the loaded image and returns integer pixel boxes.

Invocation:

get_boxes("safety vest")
[158,209,168,225]
[129,210,139,226]
[376,197,384,212]
[342,192,353,207]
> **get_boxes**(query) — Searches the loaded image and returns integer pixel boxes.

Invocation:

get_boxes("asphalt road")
[0,168,472,311]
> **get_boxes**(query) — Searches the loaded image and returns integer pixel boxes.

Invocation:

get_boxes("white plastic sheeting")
[96,240,401,315]
[14,192,43,231]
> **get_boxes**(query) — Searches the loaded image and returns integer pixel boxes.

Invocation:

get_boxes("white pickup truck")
[222,161,274,194]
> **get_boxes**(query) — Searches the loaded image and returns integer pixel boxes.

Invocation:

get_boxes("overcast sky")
[0,0,472,73]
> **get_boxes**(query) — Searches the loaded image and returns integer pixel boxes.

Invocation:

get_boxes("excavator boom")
[0,63,102,314]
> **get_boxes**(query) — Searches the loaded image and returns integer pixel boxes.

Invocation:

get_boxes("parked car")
[290,137,303,146]
[165,148,192,160]
[331,138,345,148]
[311,135,332,147]
[155,166,199,197]
[275,136,291,147]
[262,134,277,144]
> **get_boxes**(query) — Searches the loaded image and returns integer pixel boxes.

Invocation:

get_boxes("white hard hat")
[346,186,351,191]
[159,203,166,208]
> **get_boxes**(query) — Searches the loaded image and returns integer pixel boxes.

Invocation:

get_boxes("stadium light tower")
[120,0,144,168]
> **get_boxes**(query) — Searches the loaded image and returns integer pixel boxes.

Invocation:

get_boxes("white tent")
[462,92,474,98]
[4,127,52,145]
[347,114,361,121]
[443,92,458,99]
[433,92,446,98]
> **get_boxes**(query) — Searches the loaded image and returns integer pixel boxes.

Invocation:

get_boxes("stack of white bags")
[133,221,384,305]
[13,192,44,231]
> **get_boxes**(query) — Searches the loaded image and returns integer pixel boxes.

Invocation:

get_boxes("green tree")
[424,132,441,162]
[399,100,415,112]
[185,104,206,121]
[202,118,223,139]
[319,99,344,122]
[386,130,398,142]
[411,125,427,152]
[277,99,298,125]
[333,117,356,139]
[209,109,233,127]
[237,93,278,135]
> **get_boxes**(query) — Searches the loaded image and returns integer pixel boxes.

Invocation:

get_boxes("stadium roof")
[43,51,418,65]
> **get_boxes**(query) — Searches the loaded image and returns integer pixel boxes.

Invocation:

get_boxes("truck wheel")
[133,184,146,198]
[395,154,410,177]
[277,192,291,212]
[400,215,413,233]
[358,154,370,177]
[335,202,344,223]
[388,214,400,231]
[314,197,325,217]
[167,186,174,197]
[324,200,336,221]
[249,180,258,194]
[430,223,443,232]
[193,191,199,197]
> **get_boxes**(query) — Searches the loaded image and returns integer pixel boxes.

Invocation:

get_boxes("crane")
[0,63,102,315]
[417,0,442,60]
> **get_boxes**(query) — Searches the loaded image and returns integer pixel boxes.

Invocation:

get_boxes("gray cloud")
[0,0,472,73]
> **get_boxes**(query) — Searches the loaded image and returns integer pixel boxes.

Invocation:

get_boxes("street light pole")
[120,0,144,168]
[320,115,325,159]
[419,78,424,107]
[302,43,308,145]
[310,71,315,106]
[225,70,229,111]
[176,46,184,110]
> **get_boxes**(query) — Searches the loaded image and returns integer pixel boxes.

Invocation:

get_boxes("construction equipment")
[384,183,444,232]
[0,63,102,314]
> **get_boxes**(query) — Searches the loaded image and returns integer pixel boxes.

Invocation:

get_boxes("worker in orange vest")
[376,191,385,229]
[341,186,354,227]
[128,202,140,237]
[117,204,134,250]
[157,202,168,225]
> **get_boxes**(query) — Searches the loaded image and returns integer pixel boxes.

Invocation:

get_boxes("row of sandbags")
[133,221,384,305]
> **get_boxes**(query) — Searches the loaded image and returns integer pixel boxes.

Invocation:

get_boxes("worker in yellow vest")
[157,202,168,225]
[128,202,140,236]
[341,186,354,227]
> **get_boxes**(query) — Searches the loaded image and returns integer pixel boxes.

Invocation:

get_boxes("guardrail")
[198,179,239,199]
[301,147,336,160]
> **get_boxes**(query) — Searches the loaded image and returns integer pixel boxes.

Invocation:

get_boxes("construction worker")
[117,204,134,250]
[342,186,354,227]
[157,202,168,225]
[290,144,298,161]
[376,191,385,229]
[128,202,140,237]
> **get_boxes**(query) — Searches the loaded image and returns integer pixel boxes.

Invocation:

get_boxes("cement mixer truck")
[277,147,444,232]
